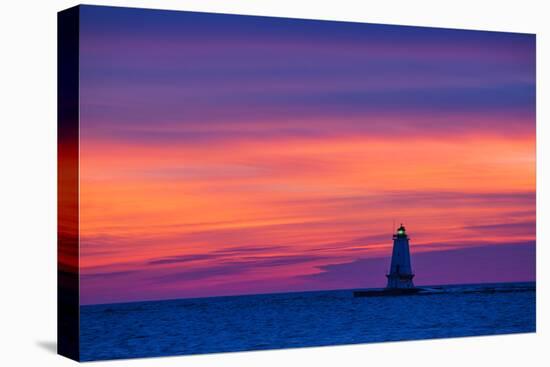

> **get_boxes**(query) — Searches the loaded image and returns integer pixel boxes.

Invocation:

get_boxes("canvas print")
[58,5,536,362]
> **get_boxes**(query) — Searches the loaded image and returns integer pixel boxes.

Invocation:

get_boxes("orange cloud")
[79,130,535,281]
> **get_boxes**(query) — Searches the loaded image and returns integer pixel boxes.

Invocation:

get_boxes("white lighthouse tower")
[386,224,415,289]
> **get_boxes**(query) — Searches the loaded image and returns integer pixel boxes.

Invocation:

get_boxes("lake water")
[80,282,535,361]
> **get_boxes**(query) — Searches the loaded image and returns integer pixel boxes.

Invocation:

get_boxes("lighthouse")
[354,224,420,297]
[386,224,415,289]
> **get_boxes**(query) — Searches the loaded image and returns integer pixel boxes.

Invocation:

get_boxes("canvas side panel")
[57,6,80,362]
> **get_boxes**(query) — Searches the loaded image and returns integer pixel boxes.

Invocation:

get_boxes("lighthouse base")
[386,273,415,289]
[353,287,422,297]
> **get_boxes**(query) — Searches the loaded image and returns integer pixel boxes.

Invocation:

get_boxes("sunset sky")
[76,6,535,305]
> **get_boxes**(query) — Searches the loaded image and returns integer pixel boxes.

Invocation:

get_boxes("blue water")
[80,282,535,361]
